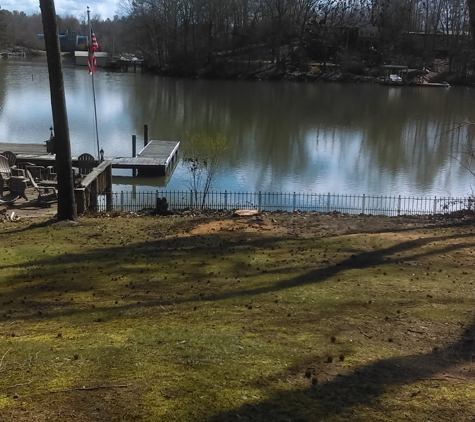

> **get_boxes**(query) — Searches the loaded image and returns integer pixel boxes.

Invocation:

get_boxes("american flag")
[88,29,99,74]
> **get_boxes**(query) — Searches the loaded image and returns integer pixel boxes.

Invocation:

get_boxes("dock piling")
[144,124,149,147]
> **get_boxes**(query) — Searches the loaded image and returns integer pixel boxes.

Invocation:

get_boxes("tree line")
[1,0,475,80]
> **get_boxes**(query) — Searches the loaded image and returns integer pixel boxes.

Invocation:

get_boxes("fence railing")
[94,190,475,216]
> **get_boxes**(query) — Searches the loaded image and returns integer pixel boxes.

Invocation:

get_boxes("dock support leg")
[75,188,86,214]
[132,134,137,177]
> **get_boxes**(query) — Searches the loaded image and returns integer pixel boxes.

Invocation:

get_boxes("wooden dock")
[112,140,180,176]
[0,140,180,177]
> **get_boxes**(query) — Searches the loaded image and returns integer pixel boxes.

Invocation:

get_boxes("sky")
[1,0,121,20]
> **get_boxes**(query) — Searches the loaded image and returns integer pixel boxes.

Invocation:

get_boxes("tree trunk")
[39,0,77,221]
[468,0,475,46]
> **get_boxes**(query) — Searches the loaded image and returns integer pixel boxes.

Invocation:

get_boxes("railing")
[94,190,475,216]
[76,160,113,213]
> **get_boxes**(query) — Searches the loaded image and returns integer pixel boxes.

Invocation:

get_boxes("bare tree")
[183,132,227,208]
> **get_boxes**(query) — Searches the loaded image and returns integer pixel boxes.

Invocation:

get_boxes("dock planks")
[0,142,49,155]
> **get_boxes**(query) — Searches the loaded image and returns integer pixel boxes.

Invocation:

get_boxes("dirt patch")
[182,210,472,239]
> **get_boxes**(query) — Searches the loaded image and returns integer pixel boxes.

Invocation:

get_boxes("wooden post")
[132,134,136,177]
[74,188,86,214]
[91,178,98,211]
[106,162,113,211]
[144,124,149,147]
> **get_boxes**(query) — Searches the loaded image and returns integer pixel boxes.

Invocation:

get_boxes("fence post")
[190,190,193,209]
[292,192,296,212]
[224,190,228,209]
[362,194,366,214]
[120,191,124,210]
[433,197,437,214]
[258,191,262,211]
[327,193,331,213]
[397,195,401,216]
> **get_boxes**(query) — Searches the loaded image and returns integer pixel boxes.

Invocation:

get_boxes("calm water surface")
[1,56,475,197]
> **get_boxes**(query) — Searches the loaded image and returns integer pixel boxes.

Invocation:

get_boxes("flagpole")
[87,7,100,160]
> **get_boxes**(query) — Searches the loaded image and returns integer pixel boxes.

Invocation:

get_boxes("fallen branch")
[0,348,12,371]
[51,384,129,393]
[407,329,425,334]
[7,381,32,388]
[444,375,468,381]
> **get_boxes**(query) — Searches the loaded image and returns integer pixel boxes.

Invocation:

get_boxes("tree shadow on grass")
[1,217,475,420]
[207,323,475,421]
[1,222,474,325]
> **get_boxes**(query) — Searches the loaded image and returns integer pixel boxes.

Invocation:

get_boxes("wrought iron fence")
[95,190,475,216]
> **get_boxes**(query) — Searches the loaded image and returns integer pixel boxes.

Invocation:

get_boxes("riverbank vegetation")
[2,0,475,84]
[1,210,475,420]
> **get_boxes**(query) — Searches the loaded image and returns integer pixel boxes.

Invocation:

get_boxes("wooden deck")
[0,140,180,177]
[1,142,49,155]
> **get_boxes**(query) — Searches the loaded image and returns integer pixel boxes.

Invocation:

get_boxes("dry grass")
[0,211,474,421]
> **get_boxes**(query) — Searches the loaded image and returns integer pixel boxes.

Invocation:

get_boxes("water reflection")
[0,56,474,197]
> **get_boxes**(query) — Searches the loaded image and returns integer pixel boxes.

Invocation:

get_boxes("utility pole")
[39,0,77,221]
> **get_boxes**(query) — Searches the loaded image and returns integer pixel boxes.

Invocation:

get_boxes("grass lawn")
[1,211,474,421]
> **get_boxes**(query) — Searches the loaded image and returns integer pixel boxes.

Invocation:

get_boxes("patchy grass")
[0,211,475,421]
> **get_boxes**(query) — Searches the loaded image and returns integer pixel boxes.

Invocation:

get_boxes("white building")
[74,51,109,67]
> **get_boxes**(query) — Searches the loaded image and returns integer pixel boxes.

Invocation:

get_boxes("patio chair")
[0,155,11,196]
[75,153,96,184]
[25,164,45,182]
[2,151,27,179]
[7,176,28,201]
[26,169,57,207]
[2,151,16,167]
[43,166,57,181]
[77,153,96,176]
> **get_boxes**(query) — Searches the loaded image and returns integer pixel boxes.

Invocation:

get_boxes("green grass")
[1,213,475,421]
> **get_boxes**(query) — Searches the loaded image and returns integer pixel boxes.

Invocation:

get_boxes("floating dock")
[0,140,180,177]
[112,140,180,176]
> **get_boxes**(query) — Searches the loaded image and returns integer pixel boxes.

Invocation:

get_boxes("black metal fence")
[95,190,475,216]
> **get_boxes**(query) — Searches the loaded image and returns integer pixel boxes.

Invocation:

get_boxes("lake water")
[1,56,475,198]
